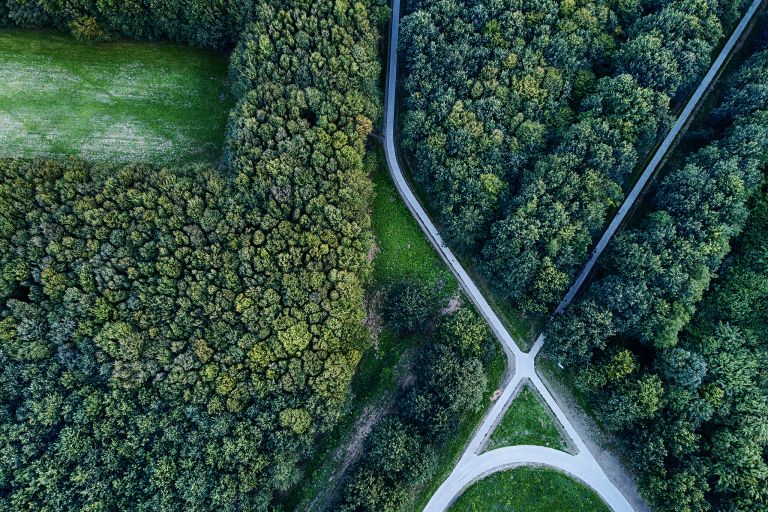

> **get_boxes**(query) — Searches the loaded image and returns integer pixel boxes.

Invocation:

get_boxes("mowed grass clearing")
[370,147,457,294]
[485,384,571,453]
[450,467,610,512]
[0,30,230,164]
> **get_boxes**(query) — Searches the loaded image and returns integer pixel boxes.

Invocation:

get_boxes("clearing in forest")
[0,30,230,163]
[450,467,610,512]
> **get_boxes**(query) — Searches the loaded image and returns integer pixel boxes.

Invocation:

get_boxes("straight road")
[546,0,766,324]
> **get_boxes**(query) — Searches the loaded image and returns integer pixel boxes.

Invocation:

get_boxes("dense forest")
[338,287,497,512]
[401,0,750,313]
[0,0,258,48]
[5,0,768,510]
[0,0,386,509]
[546,40,768,511]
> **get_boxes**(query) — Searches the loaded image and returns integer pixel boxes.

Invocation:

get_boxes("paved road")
[426,446,631,512]
[383,0,764,509]
[546,0,765,325]
[382,0,632,510]
[382,3,521,362]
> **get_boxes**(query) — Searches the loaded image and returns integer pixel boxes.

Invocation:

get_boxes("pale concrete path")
[547,0,765,323]
[427,446,631,512]
[383,0,631,509]
[383,0,764,509]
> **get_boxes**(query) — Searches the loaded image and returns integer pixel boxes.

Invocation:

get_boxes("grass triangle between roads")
[483,382,573,454]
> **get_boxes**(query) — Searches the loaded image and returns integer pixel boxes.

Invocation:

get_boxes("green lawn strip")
[406,348,507,512]
[370,146,458,296]
[485,384,571,453]
[537,357,597,419]
[449,466,610,512]
[0,29,230,164]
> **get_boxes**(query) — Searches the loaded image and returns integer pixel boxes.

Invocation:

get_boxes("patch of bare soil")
[362,290,384,350]
[305,399,391,512]
[441,293,462,315]
[367,239,381,263]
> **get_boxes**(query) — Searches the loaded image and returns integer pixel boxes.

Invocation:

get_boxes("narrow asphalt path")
[547,0,765,322]
[382,0,631,510]
[383,0,764,510]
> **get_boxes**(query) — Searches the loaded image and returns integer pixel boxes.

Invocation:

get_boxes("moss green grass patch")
[485,384,571,453]
[0,30,230,164]
[370,147,458,296]
[450,466,610,512]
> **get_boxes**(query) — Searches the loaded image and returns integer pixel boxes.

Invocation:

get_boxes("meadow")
[450,467,610,512]
[485,385,570,453]
[0,30,229,164]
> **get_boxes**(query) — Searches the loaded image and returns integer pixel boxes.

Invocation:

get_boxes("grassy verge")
[455,251,543,350]
[484,384,570,453]
[0,29,230,164]
[537,357,596,418]
[369,147,458,295]
[449,466,610,512]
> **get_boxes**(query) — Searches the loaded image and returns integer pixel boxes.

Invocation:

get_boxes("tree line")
[401,0,750,314]
[545,44,768,511]
[1,0,386,509]
[1,0,258,49]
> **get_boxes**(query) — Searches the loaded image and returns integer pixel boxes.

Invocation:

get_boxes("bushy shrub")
[69,15,112,42]
[384,280,436,334]
[337,306,493,511]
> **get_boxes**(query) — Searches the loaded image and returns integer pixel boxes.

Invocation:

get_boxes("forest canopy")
[0,0,385,509]
[401,0,750,314]
[546,41,768,511]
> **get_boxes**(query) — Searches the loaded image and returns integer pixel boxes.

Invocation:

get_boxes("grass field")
[450,467,610,512]
[370,149,458,294]
[485,384,570,453]
[0,30,230,164]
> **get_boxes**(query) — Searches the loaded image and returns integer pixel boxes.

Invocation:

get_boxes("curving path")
[382,0,630,509]
[427,446,630,512]
[382,0,765,510]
